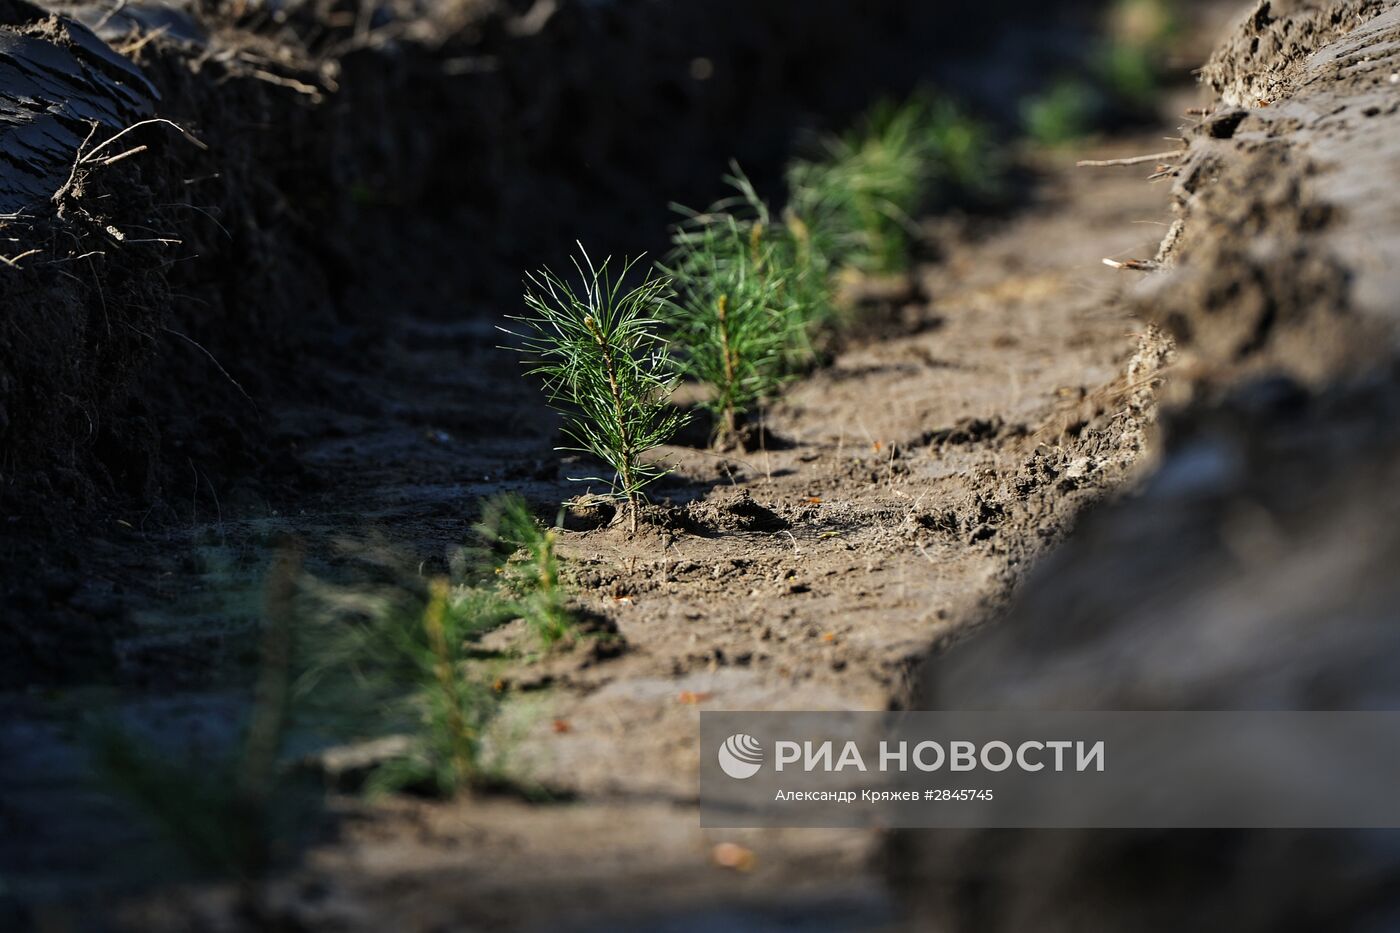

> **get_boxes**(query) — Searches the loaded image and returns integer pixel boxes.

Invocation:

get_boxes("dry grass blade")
[1076,149,1183,167]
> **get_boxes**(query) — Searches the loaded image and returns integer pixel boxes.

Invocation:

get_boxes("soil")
[1,63,1180,933]
[11,0,1399,929]
[0,0,1105,686]
[896,2,1400,930]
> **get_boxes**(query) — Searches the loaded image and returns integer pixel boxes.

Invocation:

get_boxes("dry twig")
[1102,258,1160,272]
[0,248,42,268]
[1076,149,1183,168]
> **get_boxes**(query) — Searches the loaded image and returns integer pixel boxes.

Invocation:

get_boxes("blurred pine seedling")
[663,204,795,445]
[788,94,1001,274]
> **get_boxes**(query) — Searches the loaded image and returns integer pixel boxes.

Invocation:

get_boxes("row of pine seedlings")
[89,97,1000,882]
[512,94,999,533]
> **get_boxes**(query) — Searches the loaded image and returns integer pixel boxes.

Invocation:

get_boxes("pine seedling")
[89,727,255,876]
[510,247,688,532]
[788,100,928,275]
[778,204,842,361]
[473,494,574,646]
[720,165,842,363]
[1098,0,1180,106]
[921,96,1003,205]
[670,164,838,374]
[296,564,505,798]
[787,95,1000,275]
[408,579,489,795]
[327,578,498,798]
[1022,79,1102,147]
[663,213,793,443]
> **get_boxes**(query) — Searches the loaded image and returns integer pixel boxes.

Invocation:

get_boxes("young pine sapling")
[787,100,928,275]
[473,494,574,646]
[296,560,506,798]
[511,248,688,532]
[663,213,793,444]
[671,164,839,373]
[87,549,309,904]
[787,95,999,275]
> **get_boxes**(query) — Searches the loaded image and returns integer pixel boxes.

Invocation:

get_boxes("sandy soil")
[896,3,1400,930]
[0,124,1185,931]
[24,1,1383,930]
[0,0,1108,692]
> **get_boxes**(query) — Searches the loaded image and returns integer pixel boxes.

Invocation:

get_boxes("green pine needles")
[788,101,926,275]
[664,212,792,444]
[788,95,999,274]
[512,248,688,533]
[509,94,1002,504]
[720,165,841,348]
[295,496,586,798]
[473,494,574,646]
[87,550,309,893]
[295,554,506,798]
[664,164,841,443]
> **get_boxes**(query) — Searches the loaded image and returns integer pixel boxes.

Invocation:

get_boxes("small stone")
[712,842,755,872]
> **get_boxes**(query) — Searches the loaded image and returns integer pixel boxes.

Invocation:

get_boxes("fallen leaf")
[821,632,837,643]
[805,496,823,505]
[711,842,756,872]
[678,691,715,705]
[552,719,571,733]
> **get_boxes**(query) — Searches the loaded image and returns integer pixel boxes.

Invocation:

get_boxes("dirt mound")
[0,0,156,210]
[1142,0,1400,401]
[1201,0,1389,105]
[687,489,791,534]
[894,2,1400,929]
